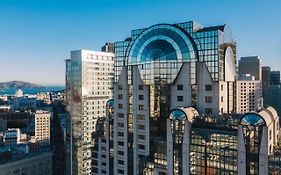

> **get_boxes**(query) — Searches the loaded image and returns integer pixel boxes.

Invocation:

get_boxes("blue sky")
[0,0,280,85]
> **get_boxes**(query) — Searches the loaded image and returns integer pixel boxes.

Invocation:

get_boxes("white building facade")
[237,74,263,114]
[66,49,114,175]
[35,110,51,143]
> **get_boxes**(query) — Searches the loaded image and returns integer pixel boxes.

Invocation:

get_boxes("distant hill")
[0,81,44,89]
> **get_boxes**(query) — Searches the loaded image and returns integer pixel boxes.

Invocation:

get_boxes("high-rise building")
[264,85,281,115]
[102,43,115,53]
[238,56,261,80]
[35,110,50,143]
[66,49,114,175]
[236,74,263,114]
[271,71,280,85]
[113,21,237,175]
[262,66,271,89]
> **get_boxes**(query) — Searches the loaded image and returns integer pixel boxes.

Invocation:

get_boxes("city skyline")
[0,0,281,85]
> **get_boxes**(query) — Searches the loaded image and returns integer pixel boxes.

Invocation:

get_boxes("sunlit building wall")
[66,49,114,175]
[113,21,237,175]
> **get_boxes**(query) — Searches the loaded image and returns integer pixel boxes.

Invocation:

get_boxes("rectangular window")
[118,141,124,146]
[118,132,124,137]
[117,113,124,119]
[139,105,144,110]
[118,84,122,90]
[139,85,144,90]
[118,151,124,156]
[205,96,212,103]
[118,94,123,99]
[177,96,183,102]
[205,85,212,91]
[138,144,145,150]
[118,122,124,128]
[118,160,124,165]
[138,114,145,120]
[118,169,124,174]
[118,104,123,109]
[138,135,145,140]
[138,125,145,130]
[177,84,183,91]
[205,108,212,114]
[139,95,144,100]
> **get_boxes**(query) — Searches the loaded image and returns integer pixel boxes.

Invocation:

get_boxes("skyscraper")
[102,43,115,53]
[113,21,237,175]
[271,71,280,85]
[238,56,261,80]
[66,49,114,175]
[262,66,271,89]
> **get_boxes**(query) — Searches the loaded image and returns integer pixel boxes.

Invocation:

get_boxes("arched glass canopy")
[169,109,187,121]
[127,24,198,84]
[106,99,114,108]
[240,113,266,126]
[128,24,197,65]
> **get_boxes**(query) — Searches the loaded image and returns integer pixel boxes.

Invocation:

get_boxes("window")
[205,96,212,103]
[205,108,212,114]
[118,151,124,156]
[118,132,124,137]
[177,96,183,102]
[138,125,145,130]
[118,122,124,128]
[139,95,144,100]
[118,169,124,174]
[118,160,124,165]
[118,104,123,109]
[118,84,122,90]
[138,135,145,140]
[221,84,223,90]
[205,85,212,91]
[138,144,145,150]
[177,84,183,91]
[139,105,144,110]
[138,114,145,120]
[117,113,124,119]
[139,85,144,90]
[118,141,124,146]
[118,94,123,99]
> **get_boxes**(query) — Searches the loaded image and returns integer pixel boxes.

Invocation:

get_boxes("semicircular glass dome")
[169,109,187,121]
[240,113,266,126]
[140,40,177,62]
[106,99,114,107]
[128,24,197,65]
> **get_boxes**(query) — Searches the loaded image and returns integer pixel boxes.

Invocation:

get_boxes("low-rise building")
[0,152,52,175]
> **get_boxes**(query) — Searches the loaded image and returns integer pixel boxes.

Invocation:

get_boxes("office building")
[271,71,280,85]
[66,49,114,174]
[102,43,115,53]
[262,66,271,89]
[264,85,281,116]
[238,56,261,80]
[236,74,263,114]
[35,110,50,143]
[113,21,237,175]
